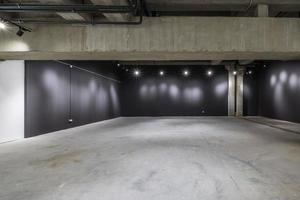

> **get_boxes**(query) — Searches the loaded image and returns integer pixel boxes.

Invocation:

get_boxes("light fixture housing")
[16,28,24,37]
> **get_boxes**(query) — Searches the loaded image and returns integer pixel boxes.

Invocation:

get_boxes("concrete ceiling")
[0,0,299,24]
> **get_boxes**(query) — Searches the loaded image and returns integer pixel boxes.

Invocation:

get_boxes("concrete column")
[225,65,235,116]
[236,66,245,117]
[255,4,269,17]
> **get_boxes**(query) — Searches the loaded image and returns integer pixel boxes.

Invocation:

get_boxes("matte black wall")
[25,61,121,137]
[258,61,300,123]
[243,68,259,116]
[121,66,228,116]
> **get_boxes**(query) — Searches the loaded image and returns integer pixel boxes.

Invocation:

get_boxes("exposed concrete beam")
[0,17,299,60]
[90,0,129,21]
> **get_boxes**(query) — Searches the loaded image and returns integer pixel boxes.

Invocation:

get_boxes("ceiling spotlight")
[117,63,121,67]
[0,21,6,30]
[233,71,237,75]
[207,70,213,76]
[248,70,252,74]
[183,70,189,76]
[134,70,140,76]
[159,70,164,76]
[16,28,24,37]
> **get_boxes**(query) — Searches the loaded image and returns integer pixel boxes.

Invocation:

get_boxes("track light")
[134,70,140,76]
[159,70,164,76]
[207,70,213,76]
[183,70,189,76]
[0,17,32,36]
[16,28,24,37]
[0,21,6,30]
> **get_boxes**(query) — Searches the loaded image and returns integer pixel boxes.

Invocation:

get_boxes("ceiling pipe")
[0,4,134,13]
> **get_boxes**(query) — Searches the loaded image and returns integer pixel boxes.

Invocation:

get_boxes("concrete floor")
[0,117,300,200]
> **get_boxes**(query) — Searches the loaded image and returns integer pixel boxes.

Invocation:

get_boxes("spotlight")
[117,63,121,67]
[248,70,252,74]
[159,70,164,76]
[0,21,6,30]
[233,71,237,75]
[16,28,24,37]
[183,70,189,76]
[207,70,213,76]
[134,70,140,76]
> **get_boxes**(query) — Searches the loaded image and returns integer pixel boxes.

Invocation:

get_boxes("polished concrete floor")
[0,117,300,200]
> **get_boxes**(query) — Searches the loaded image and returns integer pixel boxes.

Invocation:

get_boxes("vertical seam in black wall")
[69,66,72,127]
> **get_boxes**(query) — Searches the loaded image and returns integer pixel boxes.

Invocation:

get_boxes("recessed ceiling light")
[248,70,252,74]
[233,71,237,75]
[159,70,164,76]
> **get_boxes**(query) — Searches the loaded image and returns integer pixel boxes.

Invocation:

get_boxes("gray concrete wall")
[0,17,299,60]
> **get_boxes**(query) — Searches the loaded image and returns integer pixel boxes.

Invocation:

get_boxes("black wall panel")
[25,61,71,137]
[70,67,120,127]
[121,66,228,116]
[25,61,121,137]
[243,68,259,116]
[258,61,300,123]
